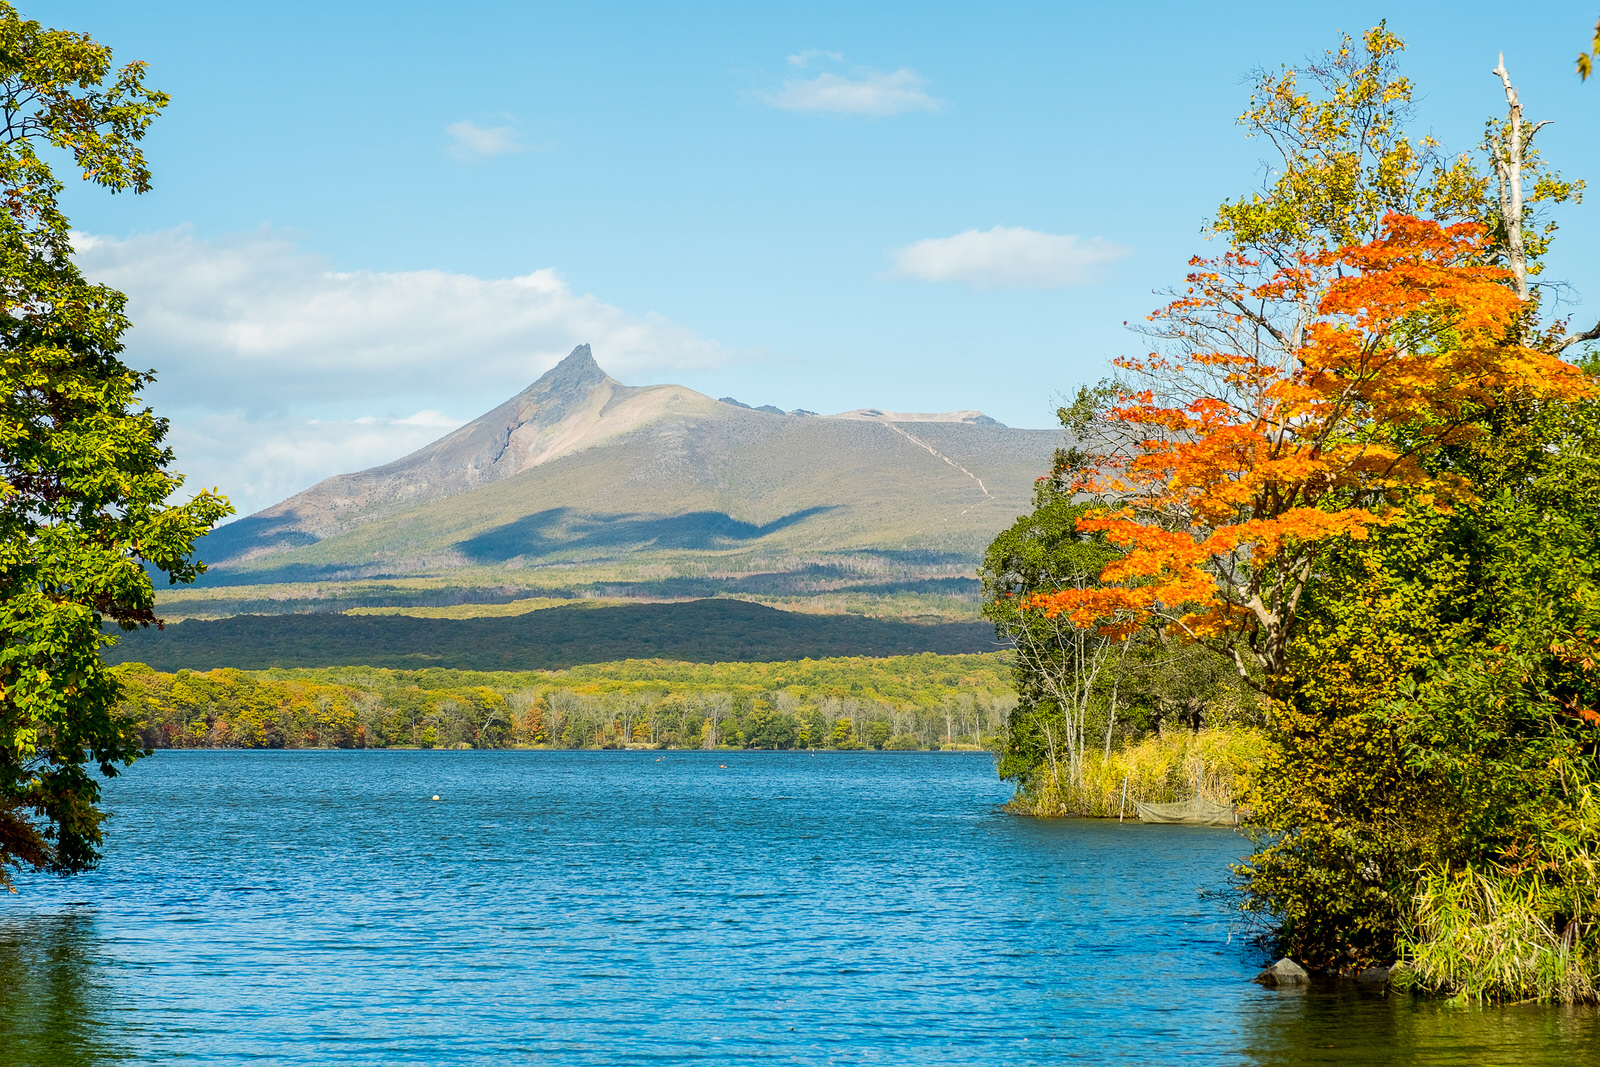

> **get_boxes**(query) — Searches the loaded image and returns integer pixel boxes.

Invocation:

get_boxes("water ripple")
[3,750,1599,1065]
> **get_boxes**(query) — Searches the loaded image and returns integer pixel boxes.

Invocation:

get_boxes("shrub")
[1008,726,1266,818]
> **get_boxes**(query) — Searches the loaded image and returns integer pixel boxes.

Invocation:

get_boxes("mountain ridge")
[187,346,1060,623]
[207,344,1030,571]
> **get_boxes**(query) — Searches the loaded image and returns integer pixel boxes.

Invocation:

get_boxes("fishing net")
[1130,797,1240,826]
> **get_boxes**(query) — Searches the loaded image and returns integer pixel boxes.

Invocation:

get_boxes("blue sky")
[36,0,1600,516]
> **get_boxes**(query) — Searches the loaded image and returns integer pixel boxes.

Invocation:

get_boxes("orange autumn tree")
[1030,212,1593,695]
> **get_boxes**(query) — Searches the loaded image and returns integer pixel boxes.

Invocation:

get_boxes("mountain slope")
[189,345,1060,612]
[204,344,727,565]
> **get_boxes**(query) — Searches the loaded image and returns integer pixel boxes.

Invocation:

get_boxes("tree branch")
[1552,320,1600,355]
[1222,293,1291,347]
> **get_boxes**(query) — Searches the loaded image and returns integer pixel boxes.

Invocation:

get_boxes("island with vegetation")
[982,26,1600,1003]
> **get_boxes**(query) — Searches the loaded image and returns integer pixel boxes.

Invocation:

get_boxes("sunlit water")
[4,750,1600,1065]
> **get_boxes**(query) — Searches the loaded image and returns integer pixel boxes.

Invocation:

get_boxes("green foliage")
[1239,393,1600,982]
[0,4,230,888]
[103,598,996,672]
[110,653,1015,753]
[983,473,1108,789]
[1214,23,1484,254]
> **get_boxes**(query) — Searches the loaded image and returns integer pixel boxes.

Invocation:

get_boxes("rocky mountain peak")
[528,343,608,404]
[199,345,1035,571]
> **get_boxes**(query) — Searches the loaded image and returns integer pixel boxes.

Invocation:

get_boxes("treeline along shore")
[113,654,1015,752]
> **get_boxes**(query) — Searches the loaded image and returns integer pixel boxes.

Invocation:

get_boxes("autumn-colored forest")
[114,655,1014,752]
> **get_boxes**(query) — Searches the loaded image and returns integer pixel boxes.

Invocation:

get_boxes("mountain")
[204,344,725,564]
[187,346,1060,615]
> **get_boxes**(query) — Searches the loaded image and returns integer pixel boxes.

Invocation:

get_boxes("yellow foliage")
[1010,726,1268,818]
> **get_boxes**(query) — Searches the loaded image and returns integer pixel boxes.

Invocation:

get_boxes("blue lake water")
[4,749,1600,1065]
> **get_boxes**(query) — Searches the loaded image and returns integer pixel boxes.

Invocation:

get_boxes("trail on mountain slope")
[880,422,993,522]
[881,422,991,497]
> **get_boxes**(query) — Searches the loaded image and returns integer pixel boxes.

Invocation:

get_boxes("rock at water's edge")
[1253,958,1309,987]
[1353,964,1395,985]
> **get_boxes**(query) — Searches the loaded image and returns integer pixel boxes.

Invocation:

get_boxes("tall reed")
[1398,865,1599,1003]
[1008,726,1266,818]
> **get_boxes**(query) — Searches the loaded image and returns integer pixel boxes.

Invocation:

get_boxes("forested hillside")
[105,598,998,671]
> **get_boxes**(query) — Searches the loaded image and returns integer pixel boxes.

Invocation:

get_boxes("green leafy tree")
[829,718,855,748]
[1240,392,1600,975]
[864,720,891,750]
[0,4,231,889]
[1198,28,1600,985]
[982,437,1240,805]
[981,455,1117,792]
[1215,23,1485,258]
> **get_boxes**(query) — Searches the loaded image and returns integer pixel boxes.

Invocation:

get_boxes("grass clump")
[1398,865,1599,1004]
[1006,726,1266,818]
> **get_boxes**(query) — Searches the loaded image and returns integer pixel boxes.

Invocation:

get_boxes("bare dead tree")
[1490,56,1599,353]
[1489,54,1547,302]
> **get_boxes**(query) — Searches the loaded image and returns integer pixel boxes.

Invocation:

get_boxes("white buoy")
[431,794,441,801]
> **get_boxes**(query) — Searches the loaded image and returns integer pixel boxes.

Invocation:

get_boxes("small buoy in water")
[431,795,441,801]
[719,764,726,768]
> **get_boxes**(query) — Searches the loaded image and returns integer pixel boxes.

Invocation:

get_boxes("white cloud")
[887,226,1131,289]
[445,119,523,159]
[70,227,742,516]
[763,55,940,116]
[73,227,733,412]
[787,50,845,68]
[167,410,465,516]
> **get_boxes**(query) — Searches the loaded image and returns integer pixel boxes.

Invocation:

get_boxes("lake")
[4,750,1599,1065]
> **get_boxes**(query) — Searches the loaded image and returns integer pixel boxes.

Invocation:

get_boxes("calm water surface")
[3,750,1599,1065]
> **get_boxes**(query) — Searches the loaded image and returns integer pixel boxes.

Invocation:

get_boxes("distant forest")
[114,654,1015,751]
[103,598,997,671]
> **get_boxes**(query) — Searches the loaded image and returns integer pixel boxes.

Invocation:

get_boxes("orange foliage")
[1030,213,1593,679]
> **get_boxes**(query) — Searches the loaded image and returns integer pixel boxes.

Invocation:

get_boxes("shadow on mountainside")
[103,598,1000,672]
[453,506,838,564]
[191,512,321,568]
